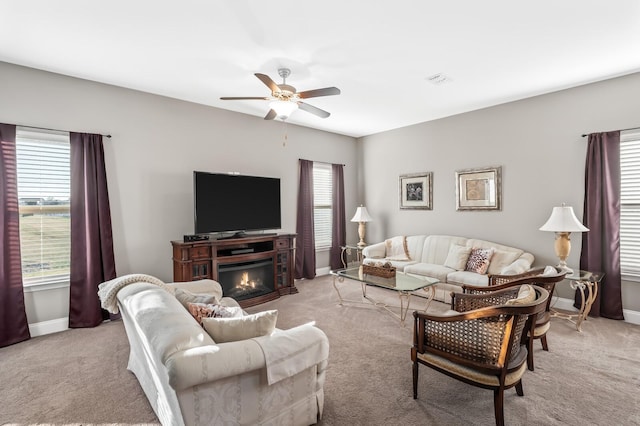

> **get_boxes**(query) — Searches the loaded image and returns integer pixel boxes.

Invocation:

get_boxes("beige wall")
[358,71,640,312]
[2,60,639,327]
[0,61,358,326]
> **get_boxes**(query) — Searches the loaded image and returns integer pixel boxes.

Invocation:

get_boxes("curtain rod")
[581,126,640,138]
[16,123,111,138]
[299,158,346,166]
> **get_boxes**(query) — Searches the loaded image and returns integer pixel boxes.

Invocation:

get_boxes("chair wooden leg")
[493,388,505,426]
[413,361,419,399]
[541,334,549,351]
[515,380,524,396]
[527,336,535,371]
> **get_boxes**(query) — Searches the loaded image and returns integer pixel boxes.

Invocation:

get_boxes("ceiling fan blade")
[255,73,279,93]
[220,96,270,100]
[264,109,277,120]
[298,102,331,118]
[297,87,341,99]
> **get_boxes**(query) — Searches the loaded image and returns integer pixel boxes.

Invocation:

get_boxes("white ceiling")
[1,1,640,138]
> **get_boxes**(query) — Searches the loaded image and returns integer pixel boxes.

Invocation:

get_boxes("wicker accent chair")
[463,267,566,370]
[412,285,549,426]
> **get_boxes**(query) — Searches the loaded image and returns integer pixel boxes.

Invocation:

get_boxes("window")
[620,129,640,280]
[313,162,333,250]
[16,127,71,285]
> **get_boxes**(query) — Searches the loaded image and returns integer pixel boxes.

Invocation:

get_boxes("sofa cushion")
[187,302,244,324]
[446,270,490,286]
[404,263,454,283]
[443,244,472,271]
[420,235,469,264]
[166,279,224,301]
[465,248,495,274]
[385,236,410,260]
[174,288,219,309]
[487,249,522,275]
[202,310,278,343]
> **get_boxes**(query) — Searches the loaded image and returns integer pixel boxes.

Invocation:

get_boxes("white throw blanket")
[98,273,171,314]
[252,322,329,385]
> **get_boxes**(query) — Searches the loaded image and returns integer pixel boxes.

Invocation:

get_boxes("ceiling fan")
[221,68,340,120]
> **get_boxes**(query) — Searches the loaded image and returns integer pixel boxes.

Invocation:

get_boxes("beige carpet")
[1,275,639,425]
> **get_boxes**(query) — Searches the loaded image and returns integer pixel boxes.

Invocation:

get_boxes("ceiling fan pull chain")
[282,120,288,147]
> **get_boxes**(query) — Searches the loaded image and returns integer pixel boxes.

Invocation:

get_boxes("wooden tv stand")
[171,233,297,307]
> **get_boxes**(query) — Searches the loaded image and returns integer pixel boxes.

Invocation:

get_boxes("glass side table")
[550,269,604,332]
[340,245,364,268]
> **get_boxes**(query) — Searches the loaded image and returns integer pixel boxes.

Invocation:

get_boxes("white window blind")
[313,162,333,250]
[16,127,71,285]
[620,129,640,280]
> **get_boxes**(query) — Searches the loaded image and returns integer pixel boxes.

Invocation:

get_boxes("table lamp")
[539,204,589,273]
[351,205,373,248]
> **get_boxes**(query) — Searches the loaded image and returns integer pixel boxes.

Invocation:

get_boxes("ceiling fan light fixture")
[269,100,298,119]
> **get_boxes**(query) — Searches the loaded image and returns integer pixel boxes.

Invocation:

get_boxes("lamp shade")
[269,100,298,119]
[539,205,589,232]
[351,206,373,223]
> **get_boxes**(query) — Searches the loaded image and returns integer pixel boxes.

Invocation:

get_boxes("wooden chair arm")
[487,267,546,286]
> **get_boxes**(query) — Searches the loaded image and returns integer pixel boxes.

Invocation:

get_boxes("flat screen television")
[193,171,281,236]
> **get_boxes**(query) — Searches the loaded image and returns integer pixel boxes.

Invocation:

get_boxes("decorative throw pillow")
[487,250,522,275]
[202,310,278,343]
[444,244,472,270]
[505,284,537,305]
[385,236,411,261]
[174,288,219,309]
[541,265,558,276]
[187,302,244,325]
[464,247,495,275]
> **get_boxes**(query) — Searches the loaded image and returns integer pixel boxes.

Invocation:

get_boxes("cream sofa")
[362,235,534,303]
[114,278,329,426]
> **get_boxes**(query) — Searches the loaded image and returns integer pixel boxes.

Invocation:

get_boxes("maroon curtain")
[295,159,316,279]
[579,131,624,320]
[329,163,346,270]
[0,123,31,347]
[69,132,116,328]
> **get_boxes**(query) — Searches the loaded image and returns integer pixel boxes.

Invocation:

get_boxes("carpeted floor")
[1,275,639,425]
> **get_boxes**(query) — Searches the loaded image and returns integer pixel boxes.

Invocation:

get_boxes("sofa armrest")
[362,241,386,259]
[166,325,328,390]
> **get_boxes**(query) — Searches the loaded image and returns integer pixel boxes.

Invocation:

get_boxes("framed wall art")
[399,172,433,210]
[455,166,502,211]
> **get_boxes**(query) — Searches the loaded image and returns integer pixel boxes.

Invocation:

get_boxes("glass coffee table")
[330,266,439,326]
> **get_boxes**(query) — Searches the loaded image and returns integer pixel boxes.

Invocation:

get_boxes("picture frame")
[399,172,433,210]
[455,166,502,211]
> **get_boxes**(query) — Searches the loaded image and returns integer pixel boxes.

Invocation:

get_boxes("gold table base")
[550,278,599,332]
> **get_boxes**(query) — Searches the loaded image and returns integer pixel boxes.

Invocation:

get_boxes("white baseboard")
[553,296,640,325]
[29,317,68,337]
[623,308,640,325]
[316,267,331,276]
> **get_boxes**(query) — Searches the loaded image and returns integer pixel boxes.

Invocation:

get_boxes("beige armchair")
[463,266,566,370]
[412,285,549,426]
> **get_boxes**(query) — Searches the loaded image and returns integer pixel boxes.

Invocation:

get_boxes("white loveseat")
[362,235,534,303]
[114,278,329,426]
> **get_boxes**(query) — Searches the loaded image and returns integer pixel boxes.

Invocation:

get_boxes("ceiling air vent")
[426,73,452,85]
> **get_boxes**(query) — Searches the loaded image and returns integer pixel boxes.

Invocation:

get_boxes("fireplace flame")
[239,272,256,288]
